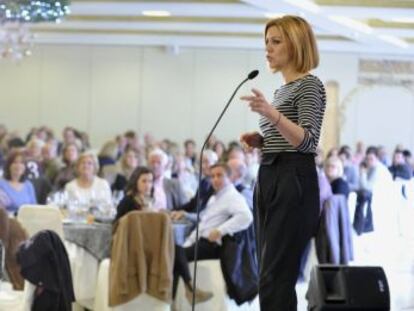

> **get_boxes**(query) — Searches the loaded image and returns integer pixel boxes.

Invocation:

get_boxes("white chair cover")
[0,281,35,311]
[17,205,64,239]
[93,258,171,311]
[64,241,98,310]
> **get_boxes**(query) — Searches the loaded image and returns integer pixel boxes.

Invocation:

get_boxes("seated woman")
[114,166,154,221]
[102,148,140,193]
[64,151,112,206]
[97,140,118,174]
[324,156,350,198]
[0,151,37,215]
[54,143,79,191]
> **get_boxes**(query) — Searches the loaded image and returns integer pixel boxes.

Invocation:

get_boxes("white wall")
[0,44,413,153]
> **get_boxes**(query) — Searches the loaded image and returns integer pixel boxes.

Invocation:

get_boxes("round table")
[63,220,192,260]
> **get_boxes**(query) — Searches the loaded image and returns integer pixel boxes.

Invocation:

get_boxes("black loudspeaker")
[306,265,390,310]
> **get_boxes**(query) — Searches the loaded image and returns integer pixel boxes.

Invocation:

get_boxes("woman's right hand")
[240,131,263,150]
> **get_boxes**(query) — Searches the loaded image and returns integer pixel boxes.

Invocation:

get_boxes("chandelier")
[0,1,70,61]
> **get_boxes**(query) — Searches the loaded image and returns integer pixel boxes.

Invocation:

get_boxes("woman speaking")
[240,15,326,311]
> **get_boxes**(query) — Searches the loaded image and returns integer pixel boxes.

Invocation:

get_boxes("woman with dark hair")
[114,166,154,221]
[0,151,37,214]
[54,143,79,191]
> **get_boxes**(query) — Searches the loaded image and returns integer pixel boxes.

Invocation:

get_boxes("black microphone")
[248,70,259,80]
[191,70,259,310]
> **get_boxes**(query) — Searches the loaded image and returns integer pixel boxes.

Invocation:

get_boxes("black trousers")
[173,238,220,297]
[255,153,320,311]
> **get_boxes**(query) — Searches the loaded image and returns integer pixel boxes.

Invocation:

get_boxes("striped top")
[259,74,326,155]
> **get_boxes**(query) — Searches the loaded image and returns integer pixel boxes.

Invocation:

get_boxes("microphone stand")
[191,70,258,310]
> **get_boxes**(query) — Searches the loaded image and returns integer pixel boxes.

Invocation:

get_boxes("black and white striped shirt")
[259,74,326,155]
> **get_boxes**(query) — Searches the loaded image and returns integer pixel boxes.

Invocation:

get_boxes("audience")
[98,140,119,174]
[102,147,140,193]
[147,148,188,211]
[359,146,393,193]
[338,146,359,192]
[227,158,253,209]
[114,166,154,221]
[389,149,412,181]
[172,163,253,304]
[0,151,37,214]
[64,152,112,206]
[324,156,350,198]
[54,143,79,191]
[173,149,218,215]
[183,139,197,170]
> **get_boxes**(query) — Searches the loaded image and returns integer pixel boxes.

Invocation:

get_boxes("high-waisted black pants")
[255,152,320,311]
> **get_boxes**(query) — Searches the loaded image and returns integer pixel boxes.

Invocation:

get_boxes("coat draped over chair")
[109,211,175,306]
[0,207,28,290]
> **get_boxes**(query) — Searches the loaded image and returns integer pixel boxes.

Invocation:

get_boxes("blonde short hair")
[324,156,344,180]
[265,15,319,73]
[76,151,100,175]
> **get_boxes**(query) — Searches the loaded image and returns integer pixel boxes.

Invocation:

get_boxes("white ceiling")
[15,0,414,56]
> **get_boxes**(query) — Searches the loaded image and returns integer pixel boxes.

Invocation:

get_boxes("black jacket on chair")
[16,230,75,311]
[220,225,258,305]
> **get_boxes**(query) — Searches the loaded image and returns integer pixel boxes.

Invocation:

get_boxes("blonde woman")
[240,15,326,310]
[324,156,350,198]
[64,152,112,206]
[111,148,140,192]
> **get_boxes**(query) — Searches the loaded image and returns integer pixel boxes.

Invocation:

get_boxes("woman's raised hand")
[240,88,273,119]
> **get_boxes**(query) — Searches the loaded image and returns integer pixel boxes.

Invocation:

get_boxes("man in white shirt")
[172,163,253,304]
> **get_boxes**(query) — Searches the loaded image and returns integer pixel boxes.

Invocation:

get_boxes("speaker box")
[306,265,390,310]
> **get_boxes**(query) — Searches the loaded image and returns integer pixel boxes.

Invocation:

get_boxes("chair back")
[17,205,64,239]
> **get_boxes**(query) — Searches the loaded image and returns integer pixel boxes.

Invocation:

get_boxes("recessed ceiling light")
[142,10,171,17]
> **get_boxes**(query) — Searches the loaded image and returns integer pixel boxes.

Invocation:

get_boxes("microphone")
[191,70,259,310]
[248,70,259,80]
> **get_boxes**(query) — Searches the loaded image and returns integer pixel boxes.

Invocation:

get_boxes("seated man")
[354,146,394,235]
[389,149,412,181]
[171,163,253,304]
[148,148,188,211]
[177,149,218,214]
[227,157,253,210]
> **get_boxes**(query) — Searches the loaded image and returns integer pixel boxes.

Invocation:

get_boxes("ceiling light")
[0,1,70,61]
[284,0,321,14]
[329,16,373,34]
[0,0,70,23]
[142,10,171,17]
